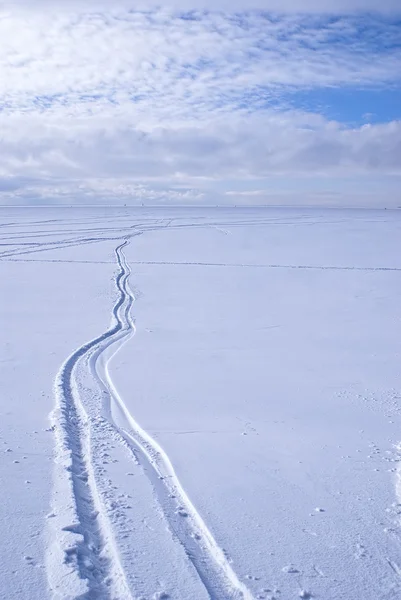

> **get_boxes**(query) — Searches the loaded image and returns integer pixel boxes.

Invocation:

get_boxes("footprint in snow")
[282,565,299,574]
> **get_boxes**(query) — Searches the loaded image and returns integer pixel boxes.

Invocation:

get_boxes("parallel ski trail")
[49,238,253,600]
[91,247,254,600]
[47,241,133,600]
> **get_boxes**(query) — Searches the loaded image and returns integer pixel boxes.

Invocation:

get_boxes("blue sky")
[280,88,401,126]
[0,1,400,206]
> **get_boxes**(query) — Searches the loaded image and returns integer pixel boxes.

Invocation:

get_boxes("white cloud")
[1,9,400,117]
[0,5,400,205]
[1,111,400,183]
[4,0,401,13]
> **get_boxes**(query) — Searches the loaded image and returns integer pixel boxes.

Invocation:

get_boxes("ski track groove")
[0,234,123,259]
[48,240,134,600]
[49,238,253,600]
[2,259,401,272]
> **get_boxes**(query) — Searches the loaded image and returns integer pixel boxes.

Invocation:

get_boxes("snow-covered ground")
[1,206,401,600]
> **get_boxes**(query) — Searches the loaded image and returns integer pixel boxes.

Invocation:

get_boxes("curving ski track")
[48,239,253,600]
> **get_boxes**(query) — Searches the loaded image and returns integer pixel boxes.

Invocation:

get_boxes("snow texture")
[1,206,401,600]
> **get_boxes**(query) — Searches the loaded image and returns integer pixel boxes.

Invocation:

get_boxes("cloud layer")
[0,4,400,205]
[6,1,401,13]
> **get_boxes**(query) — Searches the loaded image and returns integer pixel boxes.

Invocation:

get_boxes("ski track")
[48,238,253,600]
[2,212,385,260]
[48,240,134,600]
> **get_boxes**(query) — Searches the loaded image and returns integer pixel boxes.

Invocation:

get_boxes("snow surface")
[1,206,401,600]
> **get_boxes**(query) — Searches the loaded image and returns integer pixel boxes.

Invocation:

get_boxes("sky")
[0,0,400,206]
